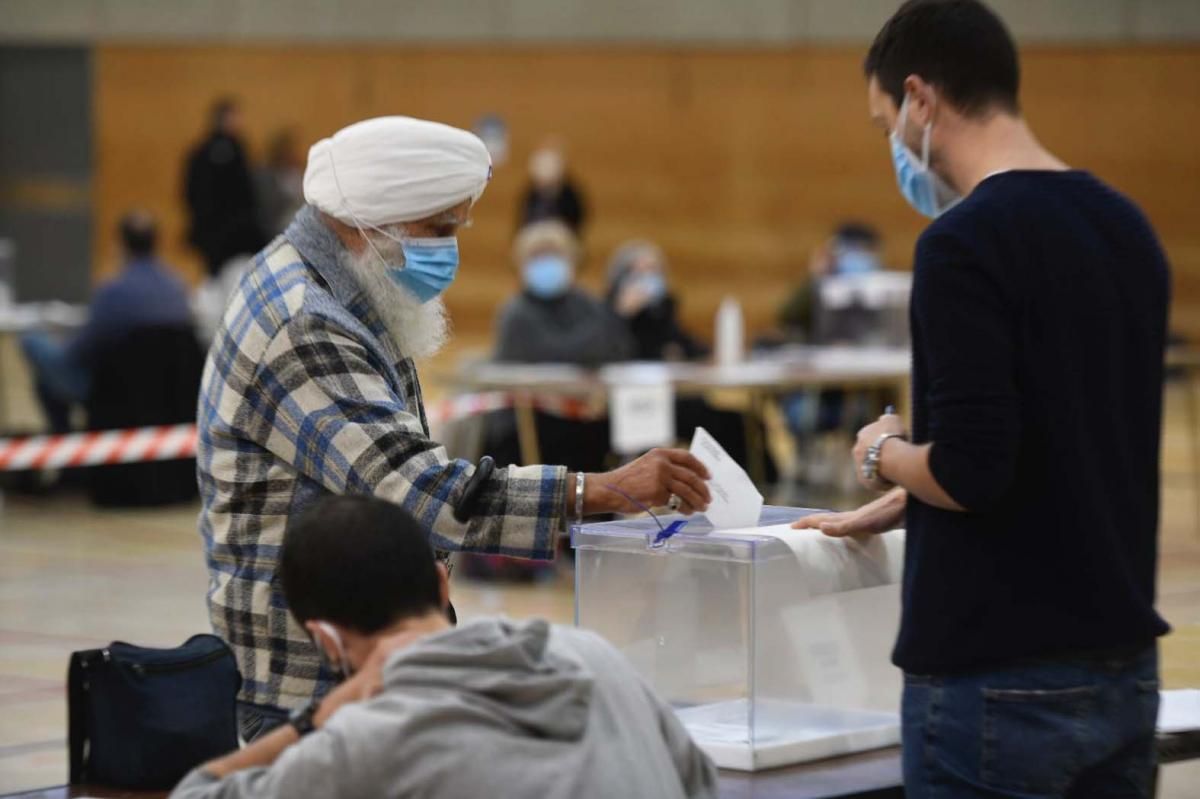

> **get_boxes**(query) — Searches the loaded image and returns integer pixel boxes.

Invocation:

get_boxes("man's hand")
[853,412,907,491]
[585,448,711,515]
[791,487,907,538]
[615,282,654,317]
[313,629,426,728]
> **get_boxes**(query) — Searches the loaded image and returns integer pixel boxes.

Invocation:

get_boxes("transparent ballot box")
[572,506,905,771]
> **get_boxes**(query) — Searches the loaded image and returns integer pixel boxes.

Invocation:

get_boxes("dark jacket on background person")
[69,258,193,366]
[518,180,587,235]
[606,292,706,362]
[184,132,266,275]
[495,289,633,366]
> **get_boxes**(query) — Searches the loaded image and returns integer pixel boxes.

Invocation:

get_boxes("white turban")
[303,116,492,228]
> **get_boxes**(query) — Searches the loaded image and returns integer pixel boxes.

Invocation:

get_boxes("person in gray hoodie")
[171,494,718,799]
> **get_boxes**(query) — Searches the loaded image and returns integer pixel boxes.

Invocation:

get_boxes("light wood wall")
[93,45,1200,342]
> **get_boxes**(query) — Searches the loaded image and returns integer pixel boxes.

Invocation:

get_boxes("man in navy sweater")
[794,2,1170,796]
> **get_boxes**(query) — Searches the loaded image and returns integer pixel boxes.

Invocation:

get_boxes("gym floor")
[1,384,1198,795]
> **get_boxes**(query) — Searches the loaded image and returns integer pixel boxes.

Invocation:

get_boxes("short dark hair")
[118,211,157,258]
[864,0,1020,117]
[280,495,442,633]
[834,222,881,248]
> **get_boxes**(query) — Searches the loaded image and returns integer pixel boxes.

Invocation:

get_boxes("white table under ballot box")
[572,506,906,771]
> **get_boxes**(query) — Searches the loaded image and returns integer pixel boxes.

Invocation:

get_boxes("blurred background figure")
[777,222,904,492]
[18,210,192,434]
[605,240,705,362]
[253,127,306,239]
[182,97,266,277]
[495,220,632,366]
[517,139,588,235]
[778,221,883,342]
[484,220,630,485]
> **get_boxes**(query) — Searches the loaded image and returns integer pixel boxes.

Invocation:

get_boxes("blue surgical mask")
[835,248,881,275]
[523,254,573,299]
[634,272,667,302]
[387,237,460,303]
[889,96,961,219]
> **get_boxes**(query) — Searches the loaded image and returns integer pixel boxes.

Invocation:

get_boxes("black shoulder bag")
[67,633,242,790]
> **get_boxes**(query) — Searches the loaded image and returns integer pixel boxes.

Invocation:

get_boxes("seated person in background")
[778,221,883,341]
[487,220,633,475]
[171,495,718,799]
[19,210,192,432]
[604,239,763,469]
[495,219,633,365]
[605,240,705,361]
[778,222,889,465]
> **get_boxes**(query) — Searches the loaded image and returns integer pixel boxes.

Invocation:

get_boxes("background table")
[435,346,913,485]
[7,732,1199,799]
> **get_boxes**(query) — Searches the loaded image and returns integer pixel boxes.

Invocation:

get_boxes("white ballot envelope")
[689,426,764,529]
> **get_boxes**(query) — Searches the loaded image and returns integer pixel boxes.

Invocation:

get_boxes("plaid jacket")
[197,208,566,709]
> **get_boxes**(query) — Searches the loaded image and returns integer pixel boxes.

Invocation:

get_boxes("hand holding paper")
[689,427,764,529]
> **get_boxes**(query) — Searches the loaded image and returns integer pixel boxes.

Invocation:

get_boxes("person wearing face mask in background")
[793,2,1170,797]
[485,221,634,479]
[601,239,765,475]
[495,220,633,367]
[198,117,713,742]
[605,240,705,362]
[779,222,885,343]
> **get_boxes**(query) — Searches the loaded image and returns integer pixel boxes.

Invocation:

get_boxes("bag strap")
[67,650,92,784]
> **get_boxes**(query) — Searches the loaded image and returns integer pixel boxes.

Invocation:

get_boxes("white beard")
[339,238,450,360]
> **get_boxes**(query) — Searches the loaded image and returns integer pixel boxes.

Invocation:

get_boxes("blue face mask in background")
[835,248,881,275]
[633,272,667,303]
[523,254,573,299]
[387,237,460,303]
[889,95,962,219]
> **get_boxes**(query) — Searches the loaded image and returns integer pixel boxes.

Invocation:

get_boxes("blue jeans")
[902,647,1159,798]
[237,700,290,743]
[20,331,90,432]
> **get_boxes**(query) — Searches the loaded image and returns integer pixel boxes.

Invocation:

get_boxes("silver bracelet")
[574,472,586,525]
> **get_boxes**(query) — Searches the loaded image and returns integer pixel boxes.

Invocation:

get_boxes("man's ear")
[902,74,936,126]
[435,562,451,611]
[305,620,335,663]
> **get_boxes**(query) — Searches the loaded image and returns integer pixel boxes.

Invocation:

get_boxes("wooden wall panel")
[93,45,1200,343]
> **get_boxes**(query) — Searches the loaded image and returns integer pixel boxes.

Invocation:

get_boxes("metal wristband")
[575,472,586,525]
[862,432,908,484]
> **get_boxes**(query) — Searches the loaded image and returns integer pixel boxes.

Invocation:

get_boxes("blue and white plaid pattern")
[197,214,565,709]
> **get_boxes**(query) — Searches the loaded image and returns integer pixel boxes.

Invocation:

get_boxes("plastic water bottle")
[714,296,744,367]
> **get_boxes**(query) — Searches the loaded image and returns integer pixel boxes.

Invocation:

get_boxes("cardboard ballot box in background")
[572,507,906,771]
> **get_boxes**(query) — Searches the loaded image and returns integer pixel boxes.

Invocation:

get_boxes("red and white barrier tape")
[424,391,605,425]
[0,393,605,471]
[0,424,198,471]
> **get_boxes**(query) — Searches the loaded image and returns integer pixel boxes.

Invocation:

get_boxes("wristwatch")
[288,699,320,737]
[861,432,908,485]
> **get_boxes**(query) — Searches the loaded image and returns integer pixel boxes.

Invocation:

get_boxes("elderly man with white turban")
[197,116,712,739]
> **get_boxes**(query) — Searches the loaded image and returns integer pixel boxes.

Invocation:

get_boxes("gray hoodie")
[171,618,718,799]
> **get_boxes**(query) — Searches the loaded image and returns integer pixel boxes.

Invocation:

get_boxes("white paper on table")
[1158,689,1200,733]
[689,426,763,529]
[610,381,675,454]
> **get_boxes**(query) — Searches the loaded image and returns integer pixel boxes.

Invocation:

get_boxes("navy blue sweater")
[896,170,1171,674]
